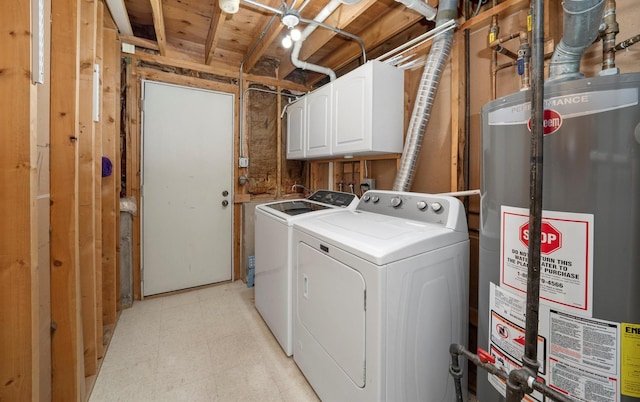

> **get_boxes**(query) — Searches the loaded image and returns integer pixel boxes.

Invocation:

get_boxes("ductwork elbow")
[395,0,437,20]
[549,0,606,81]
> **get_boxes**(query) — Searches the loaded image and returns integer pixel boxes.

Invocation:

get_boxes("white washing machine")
[254,190,358,356]
[292,190,469,401]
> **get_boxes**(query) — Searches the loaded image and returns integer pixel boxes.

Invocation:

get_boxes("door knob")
[222,190,229,197]
[222,200,229,207]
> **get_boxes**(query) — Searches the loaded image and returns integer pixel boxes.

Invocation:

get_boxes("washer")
[254,190,358,356]
[292,190,469,401]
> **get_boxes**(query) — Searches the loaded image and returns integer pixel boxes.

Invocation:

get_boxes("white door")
[141,81,233,296]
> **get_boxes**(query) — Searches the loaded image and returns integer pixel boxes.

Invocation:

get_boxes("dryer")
[254,190,358,356]
[292,190,469,401]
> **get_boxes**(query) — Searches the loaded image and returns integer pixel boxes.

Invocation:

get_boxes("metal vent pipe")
[392,0,458,191]
[548,0,606,80]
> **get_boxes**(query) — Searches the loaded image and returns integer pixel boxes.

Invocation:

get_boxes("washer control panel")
[359,190,456,225]
[307,190,359,208]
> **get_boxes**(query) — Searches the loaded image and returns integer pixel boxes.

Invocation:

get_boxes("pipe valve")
[478,348,495,364]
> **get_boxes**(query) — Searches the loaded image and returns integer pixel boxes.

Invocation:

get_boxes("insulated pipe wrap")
[392,1,457,191]
[549,0,606,79]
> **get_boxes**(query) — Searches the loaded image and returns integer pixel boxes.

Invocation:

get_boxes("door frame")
[139,79,235,297]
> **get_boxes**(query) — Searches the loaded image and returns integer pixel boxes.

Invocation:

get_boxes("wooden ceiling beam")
[205,3,225,65]
[242,0,305,73]
[314,6,423,81]
[242,17,285,73]
[121,34,160,51]
[133,50,239,78]
[298,0,378,61]
[149,0,167,56]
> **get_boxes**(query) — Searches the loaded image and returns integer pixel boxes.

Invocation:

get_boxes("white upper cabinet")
[306,84,332,158]
[286,60,404,160]
[286,96,306,159]
[333,61,404,156]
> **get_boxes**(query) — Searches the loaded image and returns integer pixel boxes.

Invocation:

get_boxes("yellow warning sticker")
[527,14,532,32]
[622,323,640,397]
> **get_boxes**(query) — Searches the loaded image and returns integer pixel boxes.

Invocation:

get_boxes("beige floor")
[89,281,319,402]
[90,280,479,402]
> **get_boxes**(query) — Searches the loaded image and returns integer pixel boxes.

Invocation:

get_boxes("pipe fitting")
[395,0,437,20]
[549,0,606,80]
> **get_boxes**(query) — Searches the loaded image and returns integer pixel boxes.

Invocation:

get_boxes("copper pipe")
[490,15,500,99]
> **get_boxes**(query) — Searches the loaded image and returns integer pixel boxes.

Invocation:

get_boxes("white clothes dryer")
[292,190,469,401]
[254,190,358,356]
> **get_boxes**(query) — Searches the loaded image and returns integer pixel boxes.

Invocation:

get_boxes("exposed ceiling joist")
[149,0,167,56]
[242,0,308,73]
[120,34,159,51]
[313,6,424,83]
[298,0,378,61]
[205,4,226,65]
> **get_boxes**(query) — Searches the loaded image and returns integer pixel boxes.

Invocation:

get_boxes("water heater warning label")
[622,323,640,397]
[500,206,594,315]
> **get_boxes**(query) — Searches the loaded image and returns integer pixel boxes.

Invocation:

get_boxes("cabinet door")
[286,98,305,159]
[306,84,332,158]
[332,67,371,155]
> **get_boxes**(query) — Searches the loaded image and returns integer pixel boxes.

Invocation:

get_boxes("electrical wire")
[473,0,486,17]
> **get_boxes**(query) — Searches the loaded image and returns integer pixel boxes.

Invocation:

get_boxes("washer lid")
[256,190,359,222]
[262,200,332,216]
[294,210,468,265]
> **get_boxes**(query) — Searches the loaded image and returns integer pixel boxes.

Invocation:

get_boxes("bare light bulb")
[290,28,301,42]
[282,35,293,49]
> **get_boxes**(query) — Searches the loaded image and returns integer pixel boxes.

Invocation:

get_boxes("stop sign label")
[520,222,562,254]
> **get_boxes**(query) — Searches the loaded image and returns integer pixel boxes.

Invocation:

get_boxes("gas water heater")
[478,73,640,402]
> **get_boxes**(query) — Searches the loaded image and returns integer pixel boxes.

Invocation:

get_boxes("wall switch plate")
[239,157,249,168]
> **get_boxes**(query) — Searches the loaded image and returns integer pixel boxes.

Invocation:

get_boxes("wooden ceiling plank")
[205,3,225,65]
[242,17,286,73]
[299,0,378,61]
[149,0,167,55]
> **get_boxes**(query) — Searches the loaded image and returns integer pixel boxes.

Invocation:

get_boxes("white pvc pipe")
[290,0,342,81]
[437,189,480,197]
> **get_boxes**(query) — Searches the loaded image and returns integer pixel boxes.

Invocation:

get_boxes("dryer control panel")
[358,190,467,232]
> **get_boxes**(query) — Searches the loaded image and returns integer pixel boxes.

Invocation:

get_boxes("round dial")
[417,201,428,210]
[390,197,402,208]
[431,202,443,212]
[372,196,380,203]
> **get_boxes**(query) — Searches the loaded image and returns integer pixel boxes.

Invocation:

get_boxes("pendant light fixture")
[281,10,301,48]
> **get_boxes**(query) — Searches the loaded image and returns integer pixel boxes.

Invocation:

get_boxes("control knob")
[417,201,428,210]
[372,196,380,204]
[363,195,370,202]
[390,197,402,208]
[431,202,443,212]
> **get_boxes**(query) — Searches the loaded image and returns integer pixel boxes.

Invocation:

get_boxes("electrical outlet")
[361,178,375,191]
[239,157,249,168]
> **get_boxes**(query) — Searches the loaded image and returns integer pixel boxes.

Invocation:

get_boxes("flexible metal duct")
[392,0,458,191]
[548,0,606,80]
